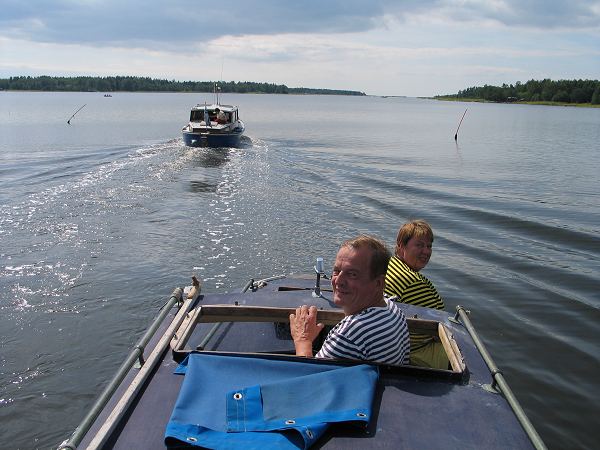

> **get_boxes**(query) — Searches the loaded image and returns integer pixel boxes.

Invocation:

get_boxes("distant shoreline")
[433,96,600,108]
[434,79,600,108]
[0,89,364,96]
[0,75,366,96]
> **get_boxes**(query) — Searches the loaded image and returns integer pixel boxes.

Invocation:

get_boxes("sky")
[1,0,599,97]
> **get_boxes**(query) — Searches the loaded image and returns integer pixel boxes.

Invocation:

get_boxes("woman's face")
[398,235,432,272]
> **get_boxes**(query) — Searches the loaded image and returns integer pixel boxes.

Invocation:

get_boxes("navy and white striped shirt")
[316,298,410,365]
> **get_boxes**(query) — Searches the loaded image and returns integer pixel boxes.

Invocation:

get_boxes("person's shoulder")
[387,255,401,266]
[388,257,420,281]
[388,256,409,271]
[384,298,408,317]
[384,297,400,309]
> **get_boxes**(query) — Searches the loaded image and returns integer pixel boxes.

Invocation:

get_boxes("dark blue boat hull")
[182,130,243,148]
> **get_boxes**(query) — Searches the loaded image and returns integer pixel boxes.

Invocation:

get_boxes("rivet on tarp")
[233,392,243,400]
[285,419,296,425]
[186,437,198,442]
[356,412,367,418]
[306,429,314,439]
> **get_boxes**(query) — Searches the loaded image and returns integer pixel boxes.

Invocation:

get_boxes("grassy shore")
[433,96,600,108]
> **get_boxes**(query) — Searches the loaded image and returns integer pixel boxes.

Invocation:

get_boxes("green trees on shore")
[0,75,365,96]
[440,79,600,104]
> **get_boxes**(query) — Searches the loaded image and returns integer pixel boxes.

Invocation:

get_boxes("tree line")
[0,75,365,96]
[439,79,600,104]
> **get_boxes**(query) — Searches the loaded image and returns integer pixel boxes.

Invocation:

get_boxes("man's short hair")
[340,235,390,279]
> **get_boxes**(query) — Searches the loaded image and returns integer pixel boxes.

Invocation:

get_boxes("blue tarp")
[165,353,378,449]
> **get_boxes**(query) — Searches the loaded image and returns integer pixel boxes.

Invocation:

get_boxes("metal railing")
[57,288,184,450]
[453,305,547,450]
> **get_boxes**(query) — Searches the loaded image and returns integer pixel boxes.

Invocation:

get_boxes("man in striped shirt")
[290,235,410,365]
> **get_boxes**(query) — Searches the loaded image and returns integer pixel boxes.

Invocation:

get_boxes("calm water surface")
[1,92,599,449]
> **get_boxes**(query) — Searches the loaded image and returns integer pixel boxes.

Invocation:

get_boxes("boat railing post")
[242,278,255,293]
[312,258,326,298]
[134,344,145,367]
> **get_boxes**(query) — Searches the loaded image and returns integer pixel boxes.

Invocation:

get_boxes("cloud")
[444,0,600,29]
[0,1,412,48]
[1,1,598,96]
[2,0,598,52]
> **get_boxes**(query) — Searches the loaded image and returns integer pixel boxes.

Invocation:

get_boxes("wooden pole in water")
[67,104,86,124]
[454,108,468,140]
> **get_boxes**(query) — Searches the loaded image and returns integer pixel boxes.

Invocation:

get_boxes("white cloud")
[1,1,598,96]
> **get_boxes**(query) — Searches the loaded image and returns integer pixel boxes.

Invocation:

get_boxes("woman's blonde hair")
[395,220,434,255]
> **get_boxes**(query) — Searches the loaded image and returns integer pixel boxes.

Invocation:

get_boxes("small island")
[0,75,366,96]
[435,79,600,107]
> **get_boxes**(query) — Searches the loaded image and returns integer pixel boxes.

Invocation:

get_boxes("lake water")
[0,92,599,449]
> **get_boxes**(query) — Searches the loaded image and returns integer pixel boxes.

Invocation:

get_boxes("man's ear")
[396,243,405,259]
[374,274,385,290]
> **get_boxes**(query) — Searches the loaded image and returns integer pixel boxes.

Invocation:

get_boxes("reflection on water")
[186,148,231,193]
[190,148,230,168]
[188,180,218,193]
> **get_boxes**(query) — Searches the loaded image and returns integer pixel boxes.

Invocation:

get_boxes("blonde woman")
[385,220,447,369]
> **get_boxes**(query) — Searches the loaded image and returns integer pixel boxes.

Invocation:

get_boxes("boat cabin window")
[190,107,238,123]
[190,110,206,121]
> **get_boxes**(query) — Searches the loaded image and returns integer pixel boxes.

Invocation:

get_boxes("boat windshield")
[170,304,467,380]
[190,109,209,121]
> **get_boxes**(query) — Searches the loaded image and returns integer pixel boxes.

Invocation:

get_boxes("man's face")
[331,245,383,315]
[399,235,432,272]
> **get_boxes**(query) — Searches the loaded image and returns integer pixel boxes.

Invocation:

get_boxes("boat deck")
[76,278,535,449]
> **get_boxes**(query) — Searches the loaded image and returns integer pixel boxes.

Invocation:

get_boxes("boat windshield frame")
[170,303,469,382]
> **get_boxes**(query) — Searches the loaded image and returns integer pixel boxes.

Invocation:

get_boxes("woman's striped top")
[385,256,444,350]
[385,256,444,310]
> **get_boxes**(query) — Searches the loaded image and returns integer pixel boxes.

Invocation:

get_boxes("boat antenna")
[454,108,467,140]
[67,104,86,124]
[213,82,221,105]
[218,58,224,104]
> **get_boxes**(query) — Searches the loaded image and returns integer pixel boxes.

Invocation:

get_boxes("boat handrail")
[453,306,547,450]
[57,288,186,450]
